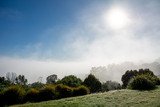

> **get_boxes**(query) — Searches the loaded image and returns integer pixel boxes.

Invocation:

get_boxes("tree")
[102,81,121,92]
[128,74,156,90]
[58,75,82,87]
[138,69,154,75]
[0,76,10,85]
[46,74,57,84]
[121,70,138,88]
[6,72,17,84]
[0,77,11,91]
[15,75,27,85]
[121,69,160,88]
[0,77,6,84]
[83,74,101,93]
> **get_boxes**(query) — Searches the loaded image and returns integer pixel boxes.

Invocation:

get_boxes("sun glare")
[106,8,130,29]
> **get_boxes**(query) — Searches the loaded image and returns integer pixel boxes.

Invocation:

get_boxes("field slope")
[12,86,160,107]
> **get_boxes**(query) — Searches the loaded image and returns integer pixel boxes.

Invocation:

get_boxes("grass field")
[12,86,160,107]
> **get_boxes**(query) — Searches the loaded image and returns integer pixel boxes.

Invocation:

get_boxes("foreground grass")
[12,86,160,107]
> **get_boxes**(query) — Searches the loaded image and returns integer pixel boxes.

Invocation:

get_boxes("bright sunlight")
[106,8,130,29]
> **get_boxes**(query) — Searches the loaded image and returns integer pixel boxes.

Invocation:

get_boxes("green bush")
[73,85,90,96]
[143,74,160,85]
[55,84,73,98]
[38,86,56,101]
[57,75,82,87]
[24,88,39,102]
[128,75,156,90]
[3,85,25,105]
[122,69,159,88]
[30,82,44,89]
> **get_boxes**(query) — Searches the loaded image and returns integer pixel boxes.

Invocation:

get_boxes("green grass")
[11,86,160,107]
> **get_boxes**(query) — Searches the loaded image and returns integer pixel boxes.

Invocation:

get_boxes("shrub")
[38,86,56,101]
[57,75,82,87]
[30,82,44,89]
[3,85,25,105]
[128,75,156,90]
[122,69,159,88]
[55,84,73,98]
[142,74,160,85]
[24,88,39,102]
[73,85,90,96]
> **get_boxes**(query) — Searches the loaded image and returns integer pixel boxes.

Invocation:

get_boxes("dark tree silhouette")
[0,76,10,86]
[15,75,27,85]
[46,74,57,84]
[83,74,101,93]
[121,70,138,88]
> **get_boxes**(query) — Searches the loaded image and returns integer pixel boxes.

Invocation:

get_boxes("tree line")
[0,68,160,106]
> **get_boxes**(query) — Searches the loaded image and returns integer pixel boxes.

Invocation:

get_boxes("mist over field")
[0,56,160,83]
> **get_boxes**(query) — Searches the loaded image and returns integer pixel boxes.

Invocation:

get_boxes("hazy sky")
[0,0,160,83]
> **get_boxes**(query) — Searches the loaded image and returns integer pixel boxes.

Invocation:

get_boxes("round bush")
[137,74,160,85]
[59,75,82,87]
[25,88,39,102]
[55,84,73,98]
[3,85,25,105]
[38,86,56,101]
[73,85,90,96]
[128,75,156,90]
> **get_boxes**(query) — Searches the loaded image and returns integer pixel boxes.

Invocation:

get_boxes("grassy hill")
[12,86,160,107]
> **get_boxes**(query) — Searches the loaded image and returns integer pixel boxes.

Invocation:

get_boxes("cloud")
[11,0,160,63]
[1,1,160,83]
[67,0,160,63]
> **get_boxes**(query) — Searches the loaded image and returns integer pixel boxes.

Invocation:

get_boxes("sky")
[0,0,160,83]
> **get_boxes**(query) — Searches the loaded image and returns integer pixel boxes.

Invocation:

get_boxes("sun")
[106,8,130,29]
